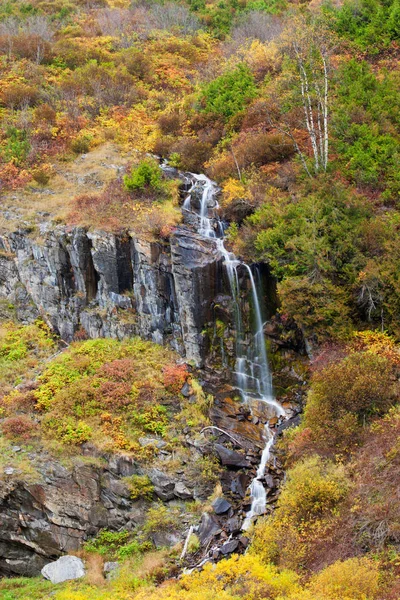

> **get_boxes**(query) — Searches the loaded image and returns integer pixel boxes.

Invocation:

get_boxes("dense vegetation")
[0,0,399,335]
[0,0,399,597]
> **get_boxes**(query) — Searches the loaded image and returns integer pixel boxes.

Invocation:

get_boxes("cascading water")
[178,168,286,530]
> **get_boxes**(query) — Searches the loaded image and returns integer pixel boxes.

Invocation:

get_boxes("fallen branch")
[200,426,244,448]
[180,525,194,561]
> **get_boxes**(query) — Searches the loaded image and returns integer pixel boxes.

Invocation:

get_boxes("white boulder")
[41,555,85,584]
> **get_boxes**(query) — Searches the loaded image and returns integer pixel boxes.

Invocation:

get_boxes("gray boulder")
[220,539,239,555]
[41,555,85,584]
[212,497,231,515]
[215,444,250,468]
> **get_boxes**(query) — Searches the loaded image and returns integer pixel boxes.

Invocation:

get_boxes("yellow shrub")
[135,554,300,600]
[250,456,349,571]
[222,178,250,206]
[307,557,380,600]
[276,456,348,524]
[242,40,282,78]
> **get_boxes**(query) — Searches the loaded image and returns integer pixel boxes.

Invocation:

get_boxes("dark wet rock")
[0,457,165,577]
[276,414,301,435]
[212,497,231,515]
[230,473,249,498]
[264,474,277,489]
[215,444,250,469]
[226,516,241,534]
[0,224,226,366]
[148,469,175,501]
[197,512,221,544]
[210,397,265,450]
[220,539,239,555]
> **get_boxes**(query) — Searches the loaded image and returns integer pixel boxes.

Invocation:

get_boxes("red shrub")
[2,416,37,440]
[162,363,188,393]
[101,358,136,382]
[0,164,32,191]
[99,381,132,407]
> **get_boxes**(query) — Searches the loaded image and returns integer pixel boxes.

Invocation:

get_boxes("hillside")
[0,0,399,598]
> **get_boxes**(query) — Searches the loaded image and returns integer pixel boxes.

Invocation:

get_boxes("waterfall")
[178,169,286,530]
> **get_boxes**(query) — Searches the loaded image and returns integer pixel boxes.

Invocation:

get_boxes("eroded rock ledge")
[0,224,224,366]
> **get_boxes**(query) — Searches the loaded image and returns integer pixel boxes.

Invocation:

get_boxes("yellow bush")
[134,554,301,600]
[276,456,348,524]
[222,178,250,206]
[307,557,380,600]
[242,40,282,79]
[250,456,349,570]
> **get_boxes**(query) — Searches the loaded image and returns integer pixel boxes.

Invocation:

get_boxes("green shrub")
[199,64,257,120]
[123,159,163,192]
[84,529,130,555]
[143,503,179,534]
[1,127,30,166]
[327,0,399,51]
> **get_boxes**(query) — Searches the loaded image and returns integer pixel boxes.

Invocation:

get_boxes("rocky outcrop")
[0,455,138,576]
[0,447,216,577]
[0,224,224,365]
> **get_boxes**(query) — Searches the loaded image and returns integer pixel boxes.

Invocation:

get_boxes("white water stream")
[177,169,286,530]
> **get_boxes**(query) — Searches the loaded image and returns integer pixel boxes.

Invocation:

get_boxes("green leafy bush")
[199,64,257,120]
[1,127,30,166]
[123,159,163,192]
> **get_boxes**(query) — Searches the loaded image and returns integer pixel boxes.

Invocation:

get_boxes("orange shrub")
[162,363,188,393]
[0,163,32,191]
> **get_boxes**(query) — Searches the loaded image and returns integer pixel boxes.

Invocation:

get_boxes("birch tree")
[271,18,334,176]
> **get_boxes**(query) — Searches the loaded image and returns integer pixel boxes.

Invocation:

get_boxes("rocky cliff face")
[0,174,303,578]
[0,224,224,366]
[0,446,217,577]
